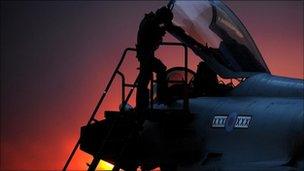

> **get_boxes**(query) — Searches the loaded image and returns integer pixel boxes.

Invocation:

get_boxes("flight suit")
[136,11,169,111]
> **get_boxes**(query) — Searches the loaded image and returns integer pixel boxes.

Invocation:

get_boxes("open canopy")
[172,0,270,78]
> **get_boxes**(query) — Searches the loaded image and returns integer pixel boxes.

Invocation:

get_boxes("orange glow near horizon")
[1,1,303,170]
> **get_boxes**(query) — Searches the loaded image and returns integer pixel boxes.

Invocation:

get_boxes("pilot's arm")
[165,22,211,57]
[156,6,213,58]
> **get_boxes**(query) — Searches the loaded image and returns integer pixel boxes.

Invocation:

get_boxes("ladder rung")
[168,80,186,83]
[151,80,186,83]
[124,84,137,87]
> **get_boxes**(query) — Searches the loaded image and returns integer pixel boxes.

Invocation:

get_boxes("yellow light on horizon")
[97,160,114,171]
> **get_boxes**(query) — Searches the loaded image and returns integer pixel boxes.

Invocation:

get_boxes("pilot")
[136,7,173,111]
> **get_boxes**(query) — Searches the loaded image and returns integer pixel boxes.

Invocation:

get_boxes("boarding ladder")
[63,42,190,171]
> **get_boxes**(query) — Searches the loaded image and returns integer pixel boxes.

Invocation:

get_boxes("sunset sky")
[1,1,303,170]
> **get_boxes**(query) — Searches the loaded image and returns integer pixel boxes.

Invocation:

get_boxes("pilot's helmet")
[155,6,173,24]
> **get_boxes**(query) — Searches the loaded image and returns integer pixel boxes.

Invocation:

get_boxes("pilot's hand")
[165,23,185,34]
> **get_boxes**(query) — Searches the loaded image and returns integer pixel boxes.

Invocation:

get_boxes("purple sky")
[1,1,303,170]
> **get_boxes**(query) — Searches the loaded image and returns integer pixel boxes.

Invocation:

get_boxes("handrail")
[63,42,189,170]
[63,48,136,171]
[116,71,125,104]
[150,42,189,110]
[87,48,137,125]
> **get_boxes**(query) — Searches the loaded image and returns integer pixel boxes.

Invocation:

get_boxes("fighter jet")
[63,0,303,170]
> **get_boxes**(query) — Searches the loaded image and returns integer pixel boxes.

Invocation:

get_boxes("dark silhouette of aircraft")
[63,0,304,170]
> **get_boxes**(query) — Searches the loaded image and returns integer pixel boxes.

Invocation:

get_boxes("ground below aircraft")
[64,1,303,170]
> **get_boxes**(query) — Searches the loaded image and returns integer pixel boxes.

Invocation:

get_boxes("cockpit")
[171,0,270,79]
[166,64,234,100]
[163,0,271,99]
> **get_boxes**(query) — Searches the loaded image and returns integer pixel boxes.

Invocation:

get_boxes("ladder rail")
[87,76,139,170]
[87,48,137,125]
[63,42,189,171]
[105,43,189,170]
[63,48,136,171]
